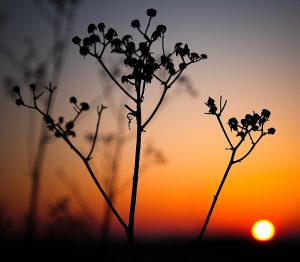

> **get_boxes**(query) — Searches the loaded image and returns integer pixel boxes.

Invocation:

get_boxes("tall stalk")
[72,8,205,243]
[127,95,142,243]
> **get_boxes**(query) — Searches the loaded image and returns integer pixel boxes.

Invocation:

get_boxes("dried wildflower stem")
[95,55,136,102]
[18,85,128,232]
[216,115,233,149]
[142,85,168,129]
[198,150,236,240]
[79,149,128,230]
[233,133,264,163]
[127,94,142,243]
[72,8,205,243]
[86,105,107,160]
[61,131,128,230]
[198,96,274,241]
[55,130,128,230]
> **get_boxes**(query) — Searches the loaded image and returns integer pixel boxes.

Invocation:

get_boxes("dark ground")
[1,237,299,261]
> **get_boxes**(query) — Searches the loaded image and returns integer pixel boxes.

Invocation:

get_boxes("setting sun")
[252,220,275,241]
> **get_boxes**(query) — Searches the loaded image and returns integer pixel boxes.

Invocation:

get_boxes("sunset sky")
[0,0,299,242]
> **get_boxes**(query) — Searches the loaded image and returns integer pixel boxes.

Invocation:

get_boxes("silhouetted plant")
[72,8,206,243]
[98,131,167,242]
[89,68,192,242]
[1,0,80,241]
[11,83,128,233]
[197,96,276,241]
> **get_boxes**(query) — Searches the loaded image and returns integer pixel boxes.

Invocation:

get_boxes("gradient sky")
[0,0,299,241]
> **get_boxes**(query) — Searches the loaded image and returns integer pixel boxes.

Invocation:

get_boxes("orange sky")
[0,0,300,241]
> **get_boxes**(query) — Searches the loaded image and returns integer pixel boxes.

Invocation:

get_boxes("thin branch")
[144,17,152,36]
[198,150,236,240]
[86,105,107,160]
[35,91,45,100]
[161,35,166,57]
[19,87,128,231]
[216,115,233,149]
[45,83,56,115]
[233,133,265,164]
[141,80,146,100]
[248,132,255,144]
[125,104,136,115]
[72,110,82,123]
[62,134,128,230]
[234,133,246,150]
[95,55,136,102]
[167,69,183,88]
[220,100,227,114]
[142,85,168,129]
[219,96,227,115]
[152,73,164,84]
[99,42,109,58]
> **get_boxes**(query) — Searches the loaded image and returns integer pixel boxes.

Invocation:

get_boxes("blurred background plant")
[0,0,81,241]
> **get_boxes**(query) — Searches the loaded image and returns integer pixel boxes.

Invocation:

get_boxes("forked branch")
[13,83,127,231]
[198,96,276,241]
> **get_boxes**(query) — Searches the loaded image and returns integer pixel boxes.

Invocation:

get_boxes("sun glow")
[251,220,275,241]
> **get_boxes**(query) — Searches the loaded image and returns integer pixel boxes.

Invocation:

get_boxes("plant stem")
[32,101,128,233]
[216,115,233,149]
[197,150,236,241]
[96,56,136,102]
[233,133,264,163]
[142,85,167,129]
[81,157,127,230]
[127,92,142,244]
